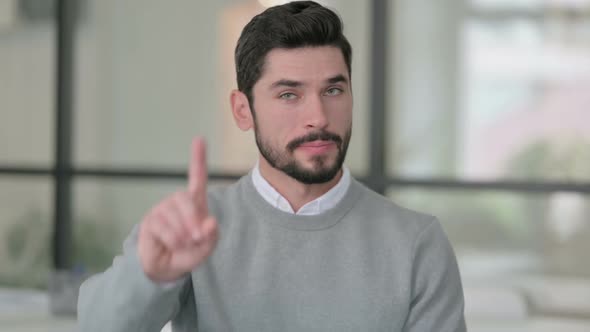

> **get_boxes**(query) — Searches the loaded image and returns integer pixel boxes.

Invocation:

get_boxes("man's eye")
[325,87,343,96]
[279,92,298,100]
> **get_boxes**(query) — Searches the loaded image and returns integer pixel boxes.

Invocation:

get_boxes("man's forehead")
[259,46,349,83]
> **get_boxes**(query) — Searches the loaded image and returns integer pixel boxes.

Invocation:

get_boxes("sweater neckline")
[240,171,363,231]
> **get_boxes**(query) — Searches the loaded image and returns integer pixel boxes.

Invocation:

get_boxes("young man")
[77,2,466,331]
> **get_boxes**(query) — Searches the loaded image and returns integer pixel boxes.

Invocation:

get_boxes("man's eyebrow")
[326,74,348,85]
[270,79,302,89]
[269,74,348,89]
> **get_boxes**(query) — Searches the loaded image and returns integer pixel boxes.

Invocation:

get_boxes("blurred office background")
[1,0,589,331]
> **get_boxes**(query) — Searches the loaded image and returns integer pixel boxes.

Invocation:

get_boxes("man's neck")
[257,156,343,213]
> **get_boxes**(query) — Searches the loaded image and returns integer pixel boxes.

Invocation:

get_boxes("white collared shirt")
[252,162,351,215]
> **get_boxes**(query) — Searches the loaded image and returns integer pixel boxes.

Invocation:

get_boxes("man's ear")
[230,90,254,131]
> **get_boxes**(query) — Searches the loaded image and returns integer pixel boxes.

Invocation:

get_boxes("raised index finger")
[188,137,208,203]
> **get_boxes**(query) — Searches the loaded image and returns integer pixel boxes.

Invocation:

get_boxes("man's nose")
[304,95,329,129]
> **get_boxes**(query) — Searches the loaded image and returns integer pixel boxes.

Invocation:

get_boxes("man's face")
[250,46,353,184]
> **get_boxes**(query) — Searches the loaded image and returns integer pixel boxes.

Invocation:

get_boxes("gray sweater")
[78,174,466,332]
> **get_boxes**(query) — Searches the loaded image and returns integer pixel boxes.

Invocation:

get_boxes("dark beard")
[255,127,351,184]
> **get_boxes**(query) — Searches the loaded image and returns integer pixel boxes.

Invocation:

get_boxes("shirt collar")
[252,162,351,216]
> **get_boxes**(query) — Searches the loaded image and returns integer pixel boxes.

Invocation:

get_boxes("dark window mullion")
[53,0,76,270]
[369,0,389,194]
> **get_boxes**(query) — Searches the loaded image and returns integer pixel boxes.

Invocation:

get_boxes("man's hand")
[138,137,218,283]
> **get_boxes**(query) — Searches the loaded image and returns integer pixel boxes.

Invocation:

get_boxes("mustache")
[287,131,343,152]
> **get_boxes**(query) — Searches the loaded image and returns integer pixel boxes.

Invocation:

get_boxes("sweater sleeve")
[403,218,467,332]
[77,225,191,332]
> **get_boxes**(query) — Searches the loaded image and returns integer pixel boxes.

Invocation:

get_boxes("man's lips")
[296,140,336,154]
[286,131,342,152]
[299,140,335,148]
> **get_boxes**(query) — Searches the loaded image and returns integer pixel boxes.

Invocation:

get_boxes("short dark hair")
[234,1,352,106]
